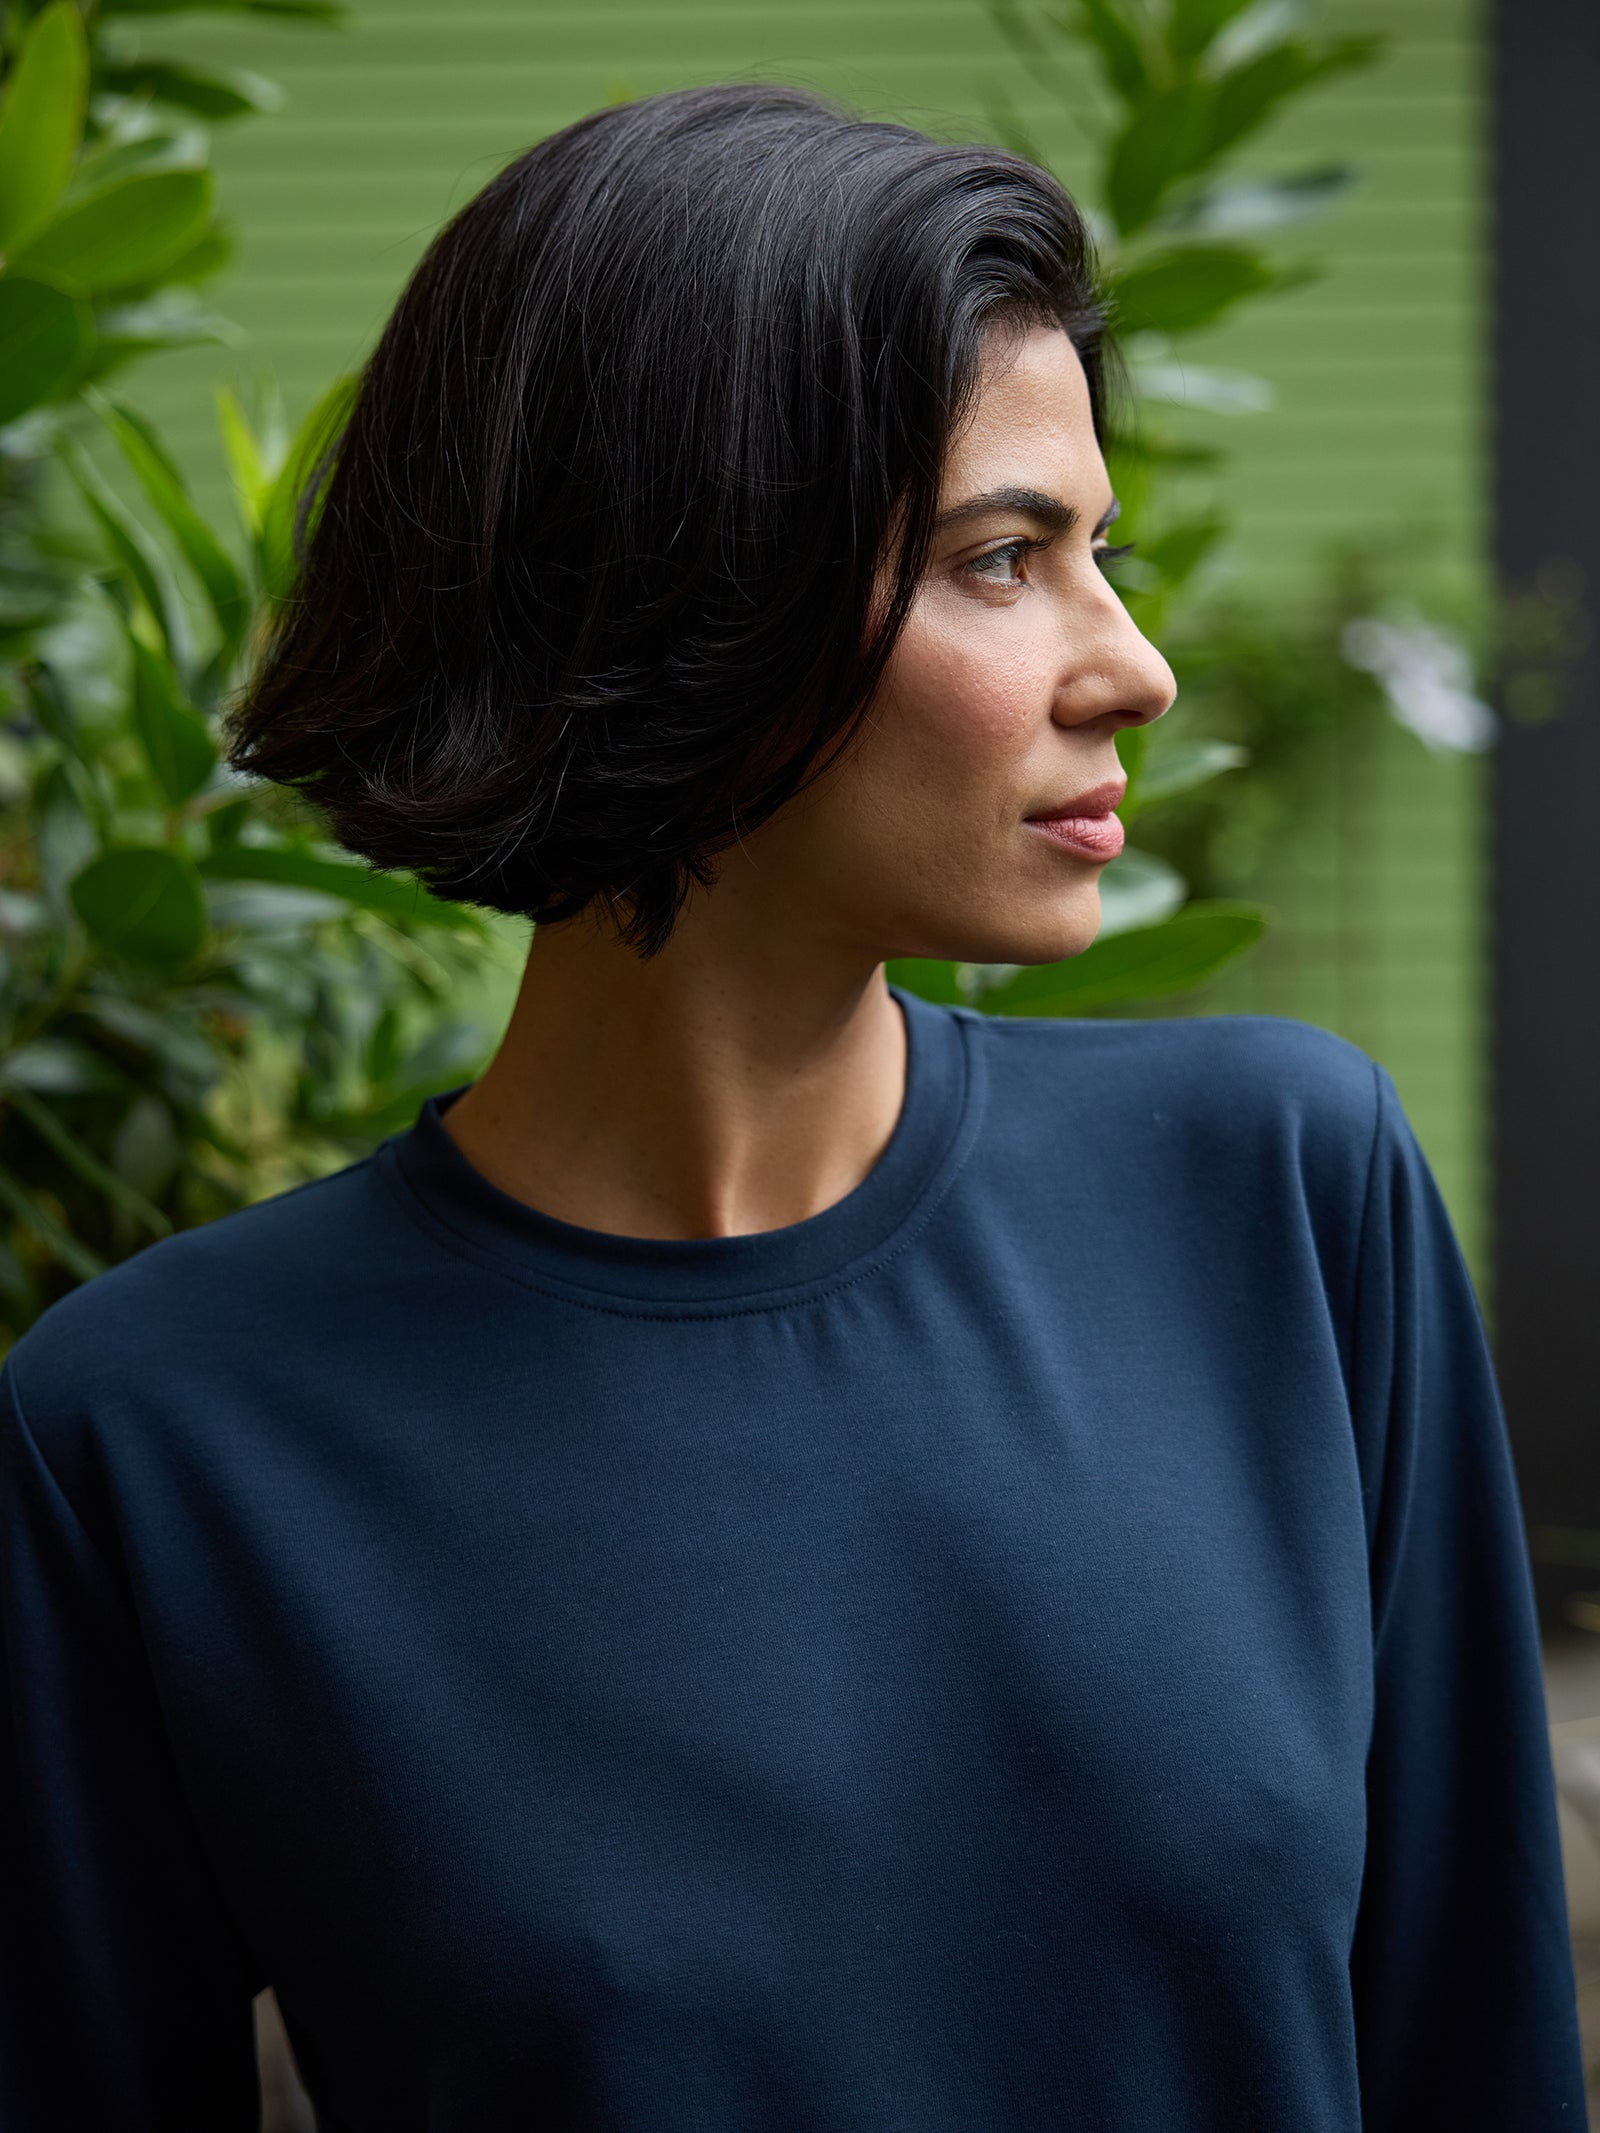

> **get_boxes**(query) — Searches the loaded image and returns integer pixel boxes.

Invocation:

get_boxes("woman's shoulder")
[1,1142,397,1456]
[964,1005,1388,1210]
[970,1005,1382,1126]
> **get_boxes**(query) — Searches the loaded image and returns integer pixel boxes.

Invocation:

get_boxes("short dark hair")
[224,83,1109,954]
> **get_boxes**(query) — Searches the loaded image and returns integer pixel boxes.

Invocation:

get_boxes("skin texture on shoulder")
[442,326,1175,1243]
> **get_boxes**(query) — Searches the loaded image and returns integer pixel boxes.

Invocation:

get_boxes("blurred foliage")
[0,0,511,1347]
[1128,543,1479,905]
[893,0,1388,1014]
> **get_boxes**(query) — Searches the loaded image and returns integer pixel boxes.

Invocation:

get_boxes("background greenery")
[0,0,1497,1351]
[0,0,502,1345]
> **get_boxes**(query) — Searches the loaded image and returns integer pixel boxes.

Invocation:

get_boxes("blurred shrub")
[0,0,506,1347]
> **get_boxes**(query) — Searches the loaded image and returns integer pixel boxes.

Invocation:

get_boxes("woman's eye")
[965,540,1033,587]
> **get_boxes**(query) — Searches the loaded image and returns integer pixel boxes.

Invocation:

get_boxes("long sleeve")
[1346,1064,1588,2126]
[0,1354,264,2131]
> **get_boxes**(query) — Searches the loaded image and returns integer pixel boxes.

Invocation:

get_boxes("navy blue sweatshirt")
[0,991,1585,2130]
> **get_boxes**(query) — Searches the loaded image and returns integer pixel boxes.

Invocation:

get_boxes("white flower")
[1340,610,1498,753]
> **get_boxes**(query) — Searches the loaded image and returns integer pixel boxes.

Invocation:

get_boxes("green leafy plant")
[889,0,1384,1016]
[0,0,513,1347]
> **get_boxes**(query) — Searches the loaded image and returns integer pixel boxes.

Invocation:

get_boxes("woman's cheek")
[931,646,1047,769]
[895,613,1046,760]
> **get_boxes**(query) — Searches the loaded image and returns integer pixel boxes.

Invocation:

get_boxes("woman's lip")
[1027,778,1127,820]
[1027,810,1125,860]
[1024,777,1128,861]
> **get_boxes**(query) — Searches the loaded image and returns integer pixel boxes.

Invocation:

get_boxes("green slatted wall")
[124,0,1491,1273]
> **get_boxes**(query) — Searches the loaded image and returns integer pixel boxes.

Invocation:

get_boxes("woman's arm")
[0,1357,265,2130]
[1346,1065,1587,2125]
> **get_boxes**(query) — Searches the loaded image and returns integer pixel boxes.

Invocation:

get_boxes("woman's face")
[745,323,1176,971]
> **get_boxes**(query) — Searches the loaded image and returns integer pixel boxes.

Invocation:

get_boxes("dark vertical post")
[1490,0,1600,1624]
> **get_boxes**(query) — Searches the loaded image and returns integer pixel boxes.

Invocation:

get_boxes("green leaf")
[130,636,216,803]
[83,293,240,383]
[1206,0,1312,73]
[1107,431,1222,475]
[1114,721,1149,811]
[986,0,1085,102]
[69,847,208,965]
[982,902,1268,1013]
[69,126,208,190]
[1111,246,1277,336]
[883,958,966,1006]
[25,662,89,765]
[33,758,99,915]
[1141,513,1227,590]
[4,1084,173,1237]
[203,794,254,848]
[1095,846,1187,939]
[1163,165,1355,238]
[99,60,285,121]
[1070,0,1151,100]
[216,384,268,497]
[0,1164,105,1283]
[1123,737,1248,812]
[197,844,481,930]
[138,216,233,291]
[57,435,189,664]
[0,1,89,251]
[1207,38,1382,166]
[1105,84,1216,236]
[215,381,281,536]
[1170,0,1260,64]
[15,168,214,295]
[0,272,91,426]
[258,372,358,601]
[92,392,250,654]
[982,86,1046,167]
[367,1002,400,1085]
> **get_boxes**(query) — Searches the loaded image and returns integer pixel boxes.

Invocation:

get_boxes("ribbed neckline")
[381,985,984,1314]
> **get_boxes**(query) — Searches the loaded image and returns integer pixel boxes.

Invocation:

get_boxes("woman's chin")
[900,905,1103,972]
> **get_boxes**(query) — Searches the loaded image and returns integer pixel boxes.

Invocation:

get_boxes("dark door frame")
[1491,0,1600,1627]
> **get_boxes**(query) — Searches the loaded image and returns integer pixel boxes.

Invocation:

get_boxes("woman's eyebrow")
[935,486,1080,535]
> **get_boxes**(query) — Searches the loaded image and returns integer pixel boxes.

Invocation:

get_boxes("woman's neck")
[440,893,907,1242]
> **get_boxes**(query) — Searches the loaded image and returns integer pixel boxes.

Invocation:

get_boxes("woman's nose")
[1052,592,1177,733]
[1117,625,1177,730]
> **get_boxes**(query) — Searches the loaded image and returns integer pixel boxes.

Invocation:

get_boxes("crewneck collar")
[382,985,984,1315]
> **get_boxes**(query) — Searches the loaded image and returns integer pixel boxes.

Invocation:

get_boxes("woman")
[0,84,1585,2132]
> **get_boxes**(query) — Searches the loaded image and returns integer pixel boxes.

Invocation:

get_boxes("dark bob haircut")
[224,83,1110,955]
